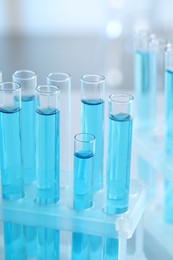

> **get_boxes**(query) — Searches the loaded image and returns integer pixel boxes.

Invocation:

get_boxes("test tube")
[35,84,60,260]
[134,32,158,196]
[72,133,95,259]
[134,31,156,130]
[12,70,37,184]
[47,72,71,188]
[81,74,105,192]
[0,82,26,259]
[12,70,37,259]
[106,93,134,214]
[0,71,2,82]
[164,44,173,223]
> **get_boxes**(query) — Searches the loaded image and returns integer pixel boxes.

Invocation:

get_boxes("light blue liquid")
[36,108,60,204]
[22,96,36,257]
[164,69,173,224]
[165,69,173,154]
[4,222,26,260]
[72,233,90,260]
[22,96,35,184]
[37,227,59,260]
[91,236,102,259]
[106,113,132,214]
[81,99,104,191]
[0,108,24,200]
[36,108,60,260]
[73,151,94,210]
[103,238,118,260]
[0,108,25,260]
[135,50,156,130]
[72,151,94,259]
[164,180,173,224]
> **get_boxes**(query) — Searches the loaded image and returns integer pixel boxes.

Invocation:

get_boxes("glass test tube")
[13,70,37,184]
[73,133,95,209]
[72,133,95,260]
[0,71,2,82]
[0,82,24,199]
[0,82,26,260]
[35,84,60,204]
[47,72,71,188]
[164,44,173,224]
[13,70,37,258]
[35,85,60,260]
[106,93,134,214]
[134,31,156,130]
[134,32,160,197]
[81,74,105,192]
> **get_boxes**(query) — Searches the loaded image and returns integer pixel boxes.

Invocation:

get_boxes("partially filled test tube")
[106,93,134,214]
[164,44,173,223]
[104,93,133,260]
[13,70,37,258]
[134,31,156,130]
[35,85,60,259]
[13,70,37,184]
[0,82,26,259]
[47,72,71,187]
[81,74,105,192]
[72,133,95,259]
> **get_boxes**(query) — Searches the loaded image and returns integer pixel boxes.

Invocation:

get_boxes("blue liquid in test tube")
[103,238,118,260]
[36,85,60,260]
[36,108,60,202]
[164,46,173,223]
[72,133,95,260]
[106,113,133,214]
[0,82,26,260]
[13,70,37,257]
[81,74,105,192]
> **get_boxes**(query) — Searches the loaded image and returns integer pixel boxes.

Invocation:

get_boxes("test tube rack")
[133,128,173,259]
[0,179,147,259]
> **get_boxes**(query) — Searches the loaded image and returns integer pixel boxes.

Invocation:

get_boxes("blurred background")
[0,0,172,89]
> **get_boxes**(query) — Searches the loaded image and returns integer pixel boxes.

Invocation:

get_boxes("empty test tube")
[47,72,71,188]
[81,74,105,192]
[72,133,95,260]
[106,93,134,214]
[0,82,26,260]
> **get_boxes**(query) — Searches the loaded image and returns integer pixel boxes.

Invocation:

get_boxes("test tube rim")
[0,81,21,92]
[81,74,105,84]
[13,70,37,81]
[47,72,71,83]
[35,84,60,95]
[74,133,95,144]
[109,93,134,104]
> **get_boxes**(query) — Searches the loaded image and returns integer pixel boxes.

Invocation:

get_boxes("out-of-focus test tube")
[165,44,173,155]
[72,133,95,260]
[35,85,60,260]
[81,74,105,192]
[47,72,71,188]
[0,82,26,260]
[13,70,37,184]
[106,93,133,214]
[13,70,37,259]
[134,31,156,130]
[0,71,2,82]
[164,44,173,224]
